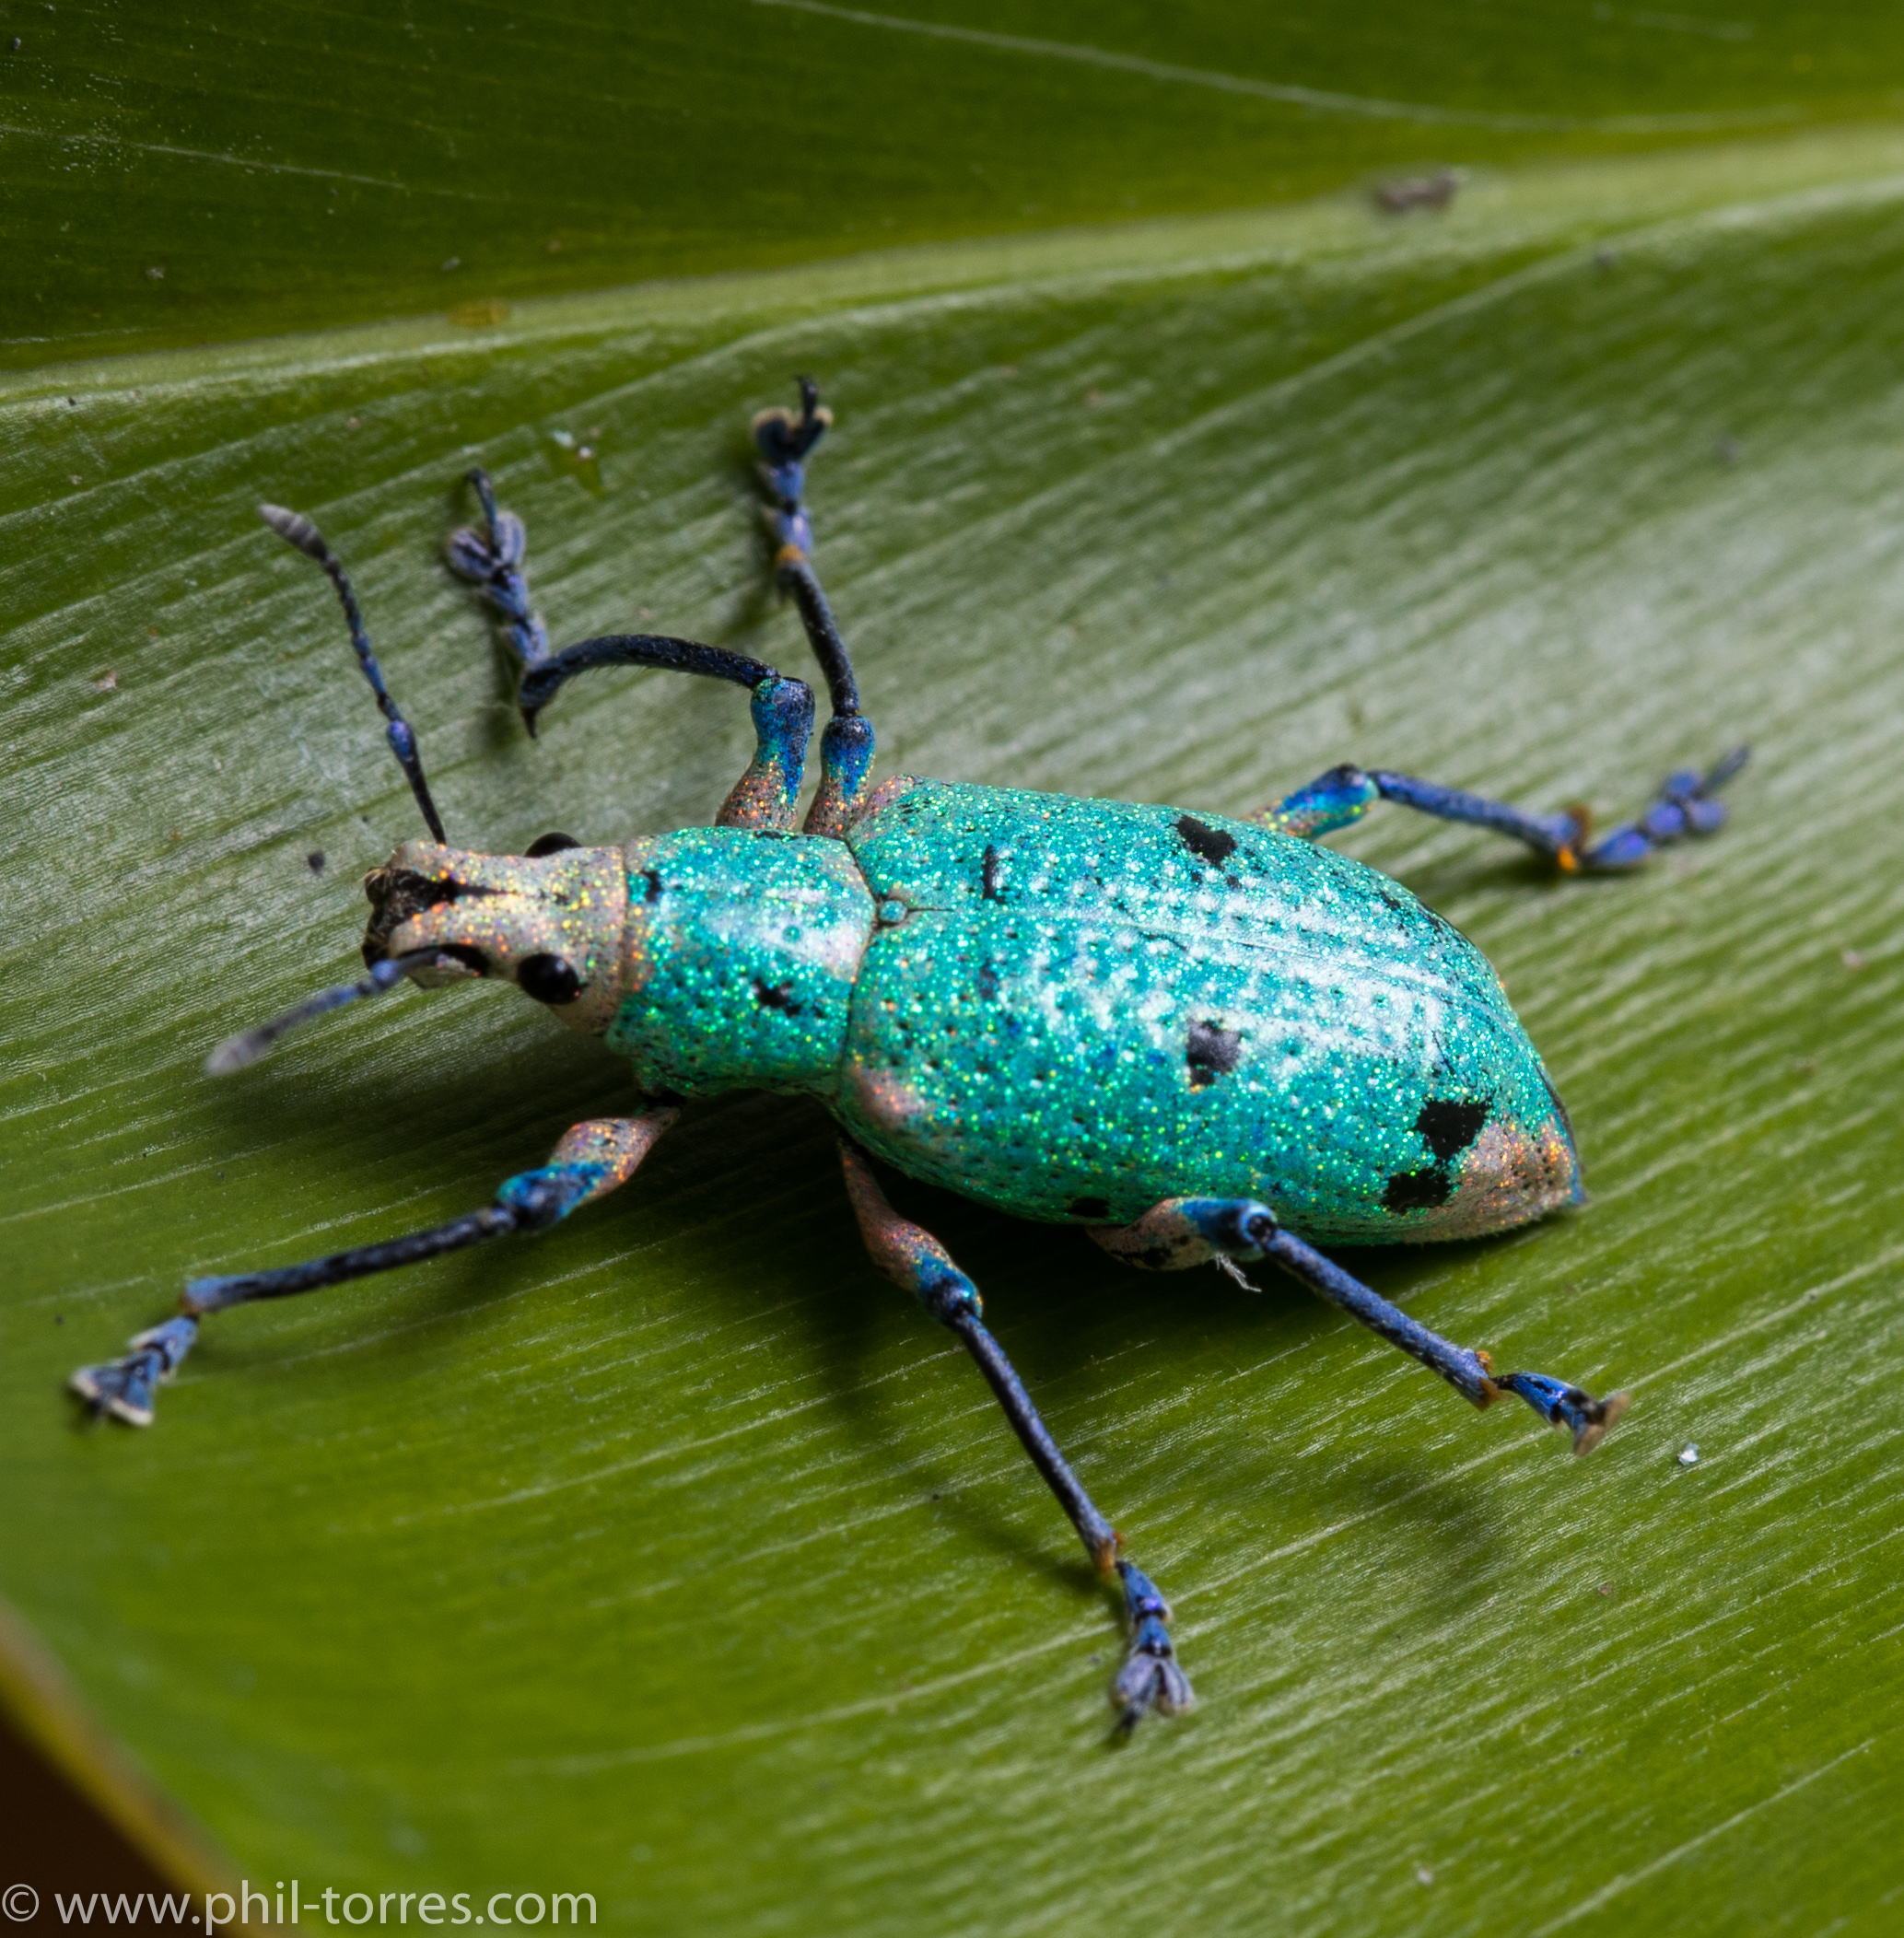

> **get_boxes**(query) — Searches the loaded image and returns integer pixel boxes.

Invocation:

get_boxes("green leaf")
[9,0,1904,365]
[6,123,1904,1935]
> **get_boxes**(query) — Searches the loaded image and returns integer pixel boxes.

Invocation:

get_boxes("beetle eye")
[517,953,581,1005]
[525,832,580,858]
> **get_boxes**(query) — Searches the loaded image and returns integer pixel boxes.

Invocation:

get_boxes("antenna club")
[259,502,329,562]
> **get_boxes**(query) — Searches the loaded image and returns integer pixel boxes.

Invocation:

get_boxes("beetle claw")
[1111,1560,1195,1734]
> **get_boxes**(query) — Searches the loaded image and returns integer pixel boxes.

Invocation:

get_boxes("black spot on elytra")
[1175,815,1237,867]
[981,844,1003,900]
[1186,1019,1242,1088]
[753,977,801,1015]
[1415,1098,1489,1164]
[1384,1170,1454,1214]
[638,869,662,903]
[1069,1195,1111,1220]
[975,960,1000,1001]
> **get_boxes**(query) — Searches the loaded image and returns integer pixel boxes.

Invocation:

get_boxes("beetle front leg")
[1253,748,1747,872]
[448,468,553,686]
[839,1142,1193,1733]
[69,1109,676,1426]
[1092,1197,1628,1454]
[750,379,880,838]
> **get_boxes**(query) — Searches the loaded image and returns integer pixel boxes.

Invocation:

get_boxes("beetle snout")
[362,839,631,1033]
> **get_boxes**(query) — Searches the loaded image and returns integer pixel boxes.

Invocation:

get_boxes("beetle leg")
[68,1109,676,1426]
[750,379,880,838]
[838,1141,1194,1732]
[1092,1197,1627,1455]
[1252,748,1748,872]
[516,632,815,830]
[448,468,553,680]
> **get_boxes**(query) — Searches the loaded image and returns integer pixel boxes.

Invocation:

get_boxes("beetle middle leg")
[1092,1197,1628,1454]
[839,1141,1194,1733]
[1254,748,1747,871]
[69,1109,676,1426]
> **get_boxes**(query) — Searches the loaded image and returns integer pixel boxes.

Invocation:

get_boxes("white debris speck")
[1678,1444,1700,1467]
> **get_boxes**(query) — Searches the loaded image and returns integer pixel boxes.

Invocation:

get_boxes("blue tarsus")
[69,1316,199,1427]
[1494,1372,1629,1455]
[449,468,554,686]
[1113,1560,1195,1733]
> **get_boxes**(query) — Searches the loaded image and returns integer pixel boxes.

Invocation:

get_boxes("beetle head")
[362,836,629,1034]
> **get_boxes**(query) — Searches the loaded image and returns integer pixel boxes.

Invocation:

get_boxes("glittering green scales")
[607,781,1577,1246]
[70,381,1743,1734]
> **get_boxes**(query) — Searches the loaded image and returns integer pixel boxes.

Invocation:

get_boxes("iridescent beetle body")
[71,381,1745,1733]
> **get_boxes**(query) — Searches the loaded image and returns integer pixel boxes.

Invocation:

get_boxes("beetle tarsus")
[1494,1372,1629,1454]
[449,467,552,683]
[1112,1560,1195,1734]
[68,1316,199,1427]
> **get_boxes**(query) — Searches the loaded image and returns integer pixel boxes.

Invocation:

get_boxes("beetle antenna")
[205,950,441,1075]
[259,504,450,843]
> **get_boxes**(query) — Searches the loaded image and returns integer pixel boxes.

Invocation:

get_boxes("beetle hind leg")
[839,1141,1194,1732]
[1092,1197,1627,1455]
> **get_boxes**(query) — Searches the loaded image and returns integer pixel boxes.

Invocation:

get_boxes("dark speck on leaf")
[306,850,326,875]
[1175,815,1237,867]
[1186,1019,1242,1088]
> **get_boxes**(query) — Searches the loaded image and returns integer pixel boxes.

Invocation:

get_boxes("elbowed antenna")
[259,503,450,843]
[205,951,440,1075]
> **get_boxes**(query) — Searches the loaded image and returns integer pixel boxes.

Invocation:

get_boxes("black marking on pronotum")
[1415,1098,1489,1164]
[1069,1195,1110,1220]
[517,953,582,1005]
[525,831,580,857]
[1186,1020,1242,1089]
[981,844,1003,901]
[1384,1170,1454,1214]
[975,960,1000,1001]
[1174,815,1237,868]
[638,868,663,904]
[753,977,802,1015]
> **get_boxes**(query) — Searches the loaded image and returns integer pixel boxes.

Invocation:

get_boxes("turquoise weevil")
[72,380,1746,1732]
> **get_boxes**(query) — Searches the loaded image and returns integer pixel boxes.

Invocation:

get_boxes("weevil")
[71,379,1746,1731]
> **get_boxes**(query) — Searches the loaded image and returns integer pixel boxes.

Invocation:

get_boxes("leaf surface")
[5,126,1904,1935]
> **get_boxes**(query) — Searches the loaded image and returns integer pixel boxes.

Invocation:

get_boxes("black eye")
[525,832,580,858]
[517,953,581,1005]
